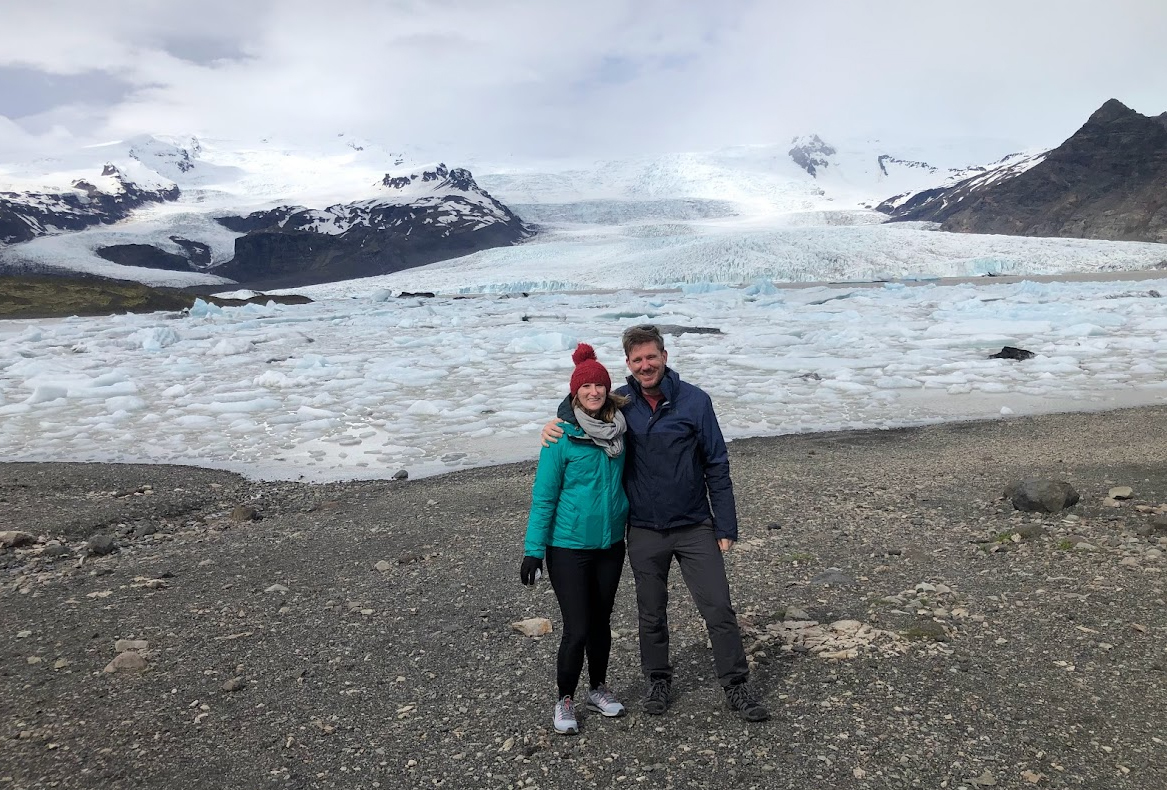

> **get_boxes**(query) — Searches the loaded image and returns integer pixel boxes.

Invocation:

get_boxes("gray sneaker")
[553,696,579,734]
[586,684,626,717]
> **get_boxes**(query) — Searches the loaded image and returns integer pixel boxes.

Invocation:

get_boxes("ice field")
[2,276,1166,481]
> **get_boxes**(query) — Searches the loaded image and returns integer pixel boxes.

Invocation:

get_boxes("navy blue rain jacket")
[616,368,739,541]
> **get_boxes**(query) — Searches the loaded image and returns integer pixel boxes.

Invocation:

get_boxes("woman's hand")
[540,421,565,447]
[520,556,544,585]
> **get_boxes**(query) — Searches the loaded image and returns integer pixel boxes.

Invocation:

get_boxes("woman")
[520,342,629,735]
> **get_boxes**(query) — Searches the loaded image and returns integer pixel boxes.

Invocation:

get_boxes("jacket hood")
[556,395,579,425]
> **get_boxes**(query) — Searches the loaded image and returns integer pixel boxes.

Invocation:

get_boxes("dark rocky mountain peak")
[1087,98,1138,125]
[381,163,480,194]
[789,135,837,177]
[877,154,937,177]
[881,99,1167,244]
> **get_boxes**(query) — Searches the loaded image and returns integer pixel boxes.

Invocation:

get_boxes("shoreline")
[2,394,1165,484]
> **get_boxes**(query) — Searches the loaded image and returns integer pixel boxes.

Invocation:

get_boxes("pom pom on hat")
[569,343,612,397]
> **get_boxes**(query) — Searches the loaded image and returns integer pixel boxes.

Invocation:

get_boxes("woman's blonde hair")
[571,390,629,423]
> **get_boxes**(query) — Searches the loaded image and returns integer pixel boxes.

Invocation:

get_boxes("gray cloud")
[0,0,1164,160]
[0,67,135,120]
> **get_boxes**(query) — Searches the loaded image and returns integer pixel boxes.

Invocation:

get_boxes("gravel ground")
[2,407,1166,790]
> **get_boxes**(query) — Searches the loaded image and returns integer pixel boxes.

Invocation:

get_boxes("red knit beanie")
[569,343,611,398]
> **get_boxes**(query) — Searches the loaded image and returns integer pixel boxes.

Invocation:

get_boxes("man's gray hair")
[622,324,665,356]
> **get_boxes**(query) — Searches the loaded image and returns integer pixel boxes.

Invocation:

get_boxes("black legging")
[545,541,626,700]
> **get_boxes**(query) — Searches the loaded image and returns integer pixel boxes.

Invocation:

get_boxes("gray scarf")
[573,407,627,458]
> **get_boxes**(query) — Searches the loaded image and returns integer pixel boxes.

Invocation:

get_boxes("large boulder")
[1004,479,1080,513]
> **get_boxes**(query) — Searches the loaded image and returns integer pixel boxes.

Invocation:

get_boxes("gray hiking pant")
[626,523,749,688]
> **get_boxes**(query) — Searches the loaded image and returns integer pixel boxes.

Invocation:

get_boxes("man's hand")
[718,538,735,552]
[540,420,565,448]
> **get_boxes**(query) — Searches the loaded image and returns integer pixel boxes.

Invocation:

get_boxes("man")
[543,324,768,722]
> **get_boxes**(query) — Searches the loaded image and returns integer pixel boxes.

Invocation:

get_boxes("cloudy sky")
[1,0,1165,160]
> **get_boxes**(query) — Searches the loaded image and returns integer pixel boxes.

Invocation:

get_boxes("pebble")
[265,584,290,594]
[222,677,245,692]
[374,560,392,572]
[511,618,553,637]
[115,639,149,652]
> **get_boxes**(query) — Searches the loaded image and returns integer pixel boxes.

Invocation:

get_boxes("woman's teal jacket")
[523,402,628,559]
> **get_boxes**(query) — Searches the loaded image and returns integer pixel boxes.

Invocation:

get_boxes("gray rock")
[392,469,409,480]
[222,677,246,692]
[231,505,260,522]
[87,535,118,556]
[1013,524,1048,540]
[0,531,36,549]
[811,569,858,587]
[902,620,948,642]
[1004,479,1080,513]
[40,544,71,558]
[654,324,722,336]
[104,651,148,673]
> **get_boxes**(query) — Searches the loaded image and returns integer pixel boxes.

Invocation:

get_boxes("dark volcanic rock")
[211,164,531,290]
[1004,479,1080,513]
[989,346,1035,361]
[95,244,194,272]
[86,534,118,556]
[882,99,1167,243]
[214,206,302,234]
[169,237,212,267]
[0,165,180,245]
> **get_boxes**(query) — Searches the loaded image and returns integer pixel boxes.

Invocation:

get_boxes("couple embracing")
[520,324,769,734]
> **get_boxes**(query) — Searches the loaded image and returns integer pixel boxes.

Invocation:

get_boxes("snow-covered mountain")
[0,162,179,244]
[0,136,529,288]
[875,150,1048,216]
[880,100,1167,244]
[1,121,1162,294]
[213,163,532,289]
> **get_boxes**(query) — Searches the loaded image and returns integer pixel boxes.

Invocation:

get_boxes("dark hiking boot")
[725,683,769,722]
[643,678,671,715]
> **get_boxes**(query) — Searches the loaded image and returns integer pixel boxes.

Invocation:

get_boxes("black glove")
[520,556,543,586]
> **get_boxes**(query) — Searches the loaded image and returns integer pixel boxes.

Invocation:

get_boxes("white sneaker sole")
[554,721,579,734]
[586,702,626,718]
